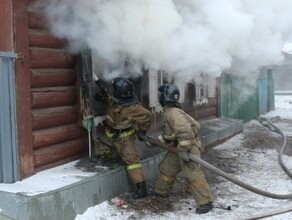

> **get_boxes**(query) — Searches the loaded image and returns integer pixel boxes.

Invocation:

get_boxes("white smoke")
[34,0,292,81]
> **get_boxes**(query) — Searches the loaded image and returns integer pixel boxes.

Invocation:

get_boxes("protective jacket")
[155,105,213,206]
[158,106,201,152]
[105,97,151,133]
[104,97,152,184]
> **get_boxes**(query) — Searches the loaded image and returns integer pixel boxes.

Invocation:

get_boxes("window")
[192,73,216,106]
[148,68,162,108]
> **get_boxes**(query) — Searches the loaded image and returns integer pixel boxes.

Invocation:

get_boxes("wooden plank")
[28,11,48,30]
[75,60,83,127]
[13,0,35,179]
[29,29,66,48]
[29,47,77,69]
[33,138,88,168]
[31,86,77,109]
[32,124,86,149]
[32,106,78,130]
[0,0,13,51]
[197,107,217,119]
[34,154,85,173]
[28,0,42,7]
[31,68,76,88]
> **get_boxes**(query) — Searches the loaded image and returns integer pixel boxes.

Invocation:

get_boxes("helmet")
[112,77,135,102]
[158,83,180,106]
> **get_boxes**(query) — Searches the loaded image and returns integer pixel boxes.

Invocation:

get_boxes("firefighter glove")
[145,140,155,148]
[177,151,190,161]
[167,144,177,153]
[158,135,166,144]
[137,130,147,142]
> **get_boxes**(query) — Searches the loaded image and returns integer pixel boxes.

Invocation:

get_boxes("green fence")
[258,72,268,114]
[220,69,274,122]
[267,69,275,111]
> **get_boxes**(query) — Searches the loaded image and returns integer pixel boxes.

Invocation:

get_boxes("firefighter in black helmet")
[157,83,181,108]
[112,77,137,105]
[100,77,152,199]
[155,83,213,214]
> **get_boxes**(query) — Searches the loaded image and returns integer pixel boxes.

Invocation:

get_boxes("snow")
[265,94,292,121]
[0,95,291,219]
[76,95,292,220]
[0,160,106,196]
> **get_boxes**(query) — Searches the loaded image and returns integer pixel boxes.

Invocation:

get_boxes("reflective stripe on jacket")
[105,127,135,138]
[127,163,142,171]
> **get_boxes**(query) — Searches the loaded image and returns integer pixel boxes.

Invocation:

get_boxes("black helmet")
[158,83,180,106]
[112,77,135,103]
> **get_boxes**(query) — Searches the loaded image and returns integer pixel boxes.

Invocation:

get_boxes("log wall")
[13,0,219,178]
[21,1,87,173]
[182,83,219,120]
[0,0,13,51]
[13,0,35,179]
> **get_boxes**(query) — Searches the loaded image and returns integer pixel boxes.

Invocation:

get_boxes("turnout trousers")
[112,134,145,184]
[155,145,213,205]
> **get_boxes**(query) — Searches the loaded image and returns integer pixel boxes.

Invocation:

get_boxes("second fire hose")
[139,134,292,200]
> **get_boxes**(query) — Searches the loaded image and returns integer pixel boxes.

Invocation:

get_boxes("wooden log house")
[0,0,219,182]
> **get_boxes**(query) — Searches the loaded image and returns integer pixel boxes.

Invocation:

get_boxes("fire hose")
[139,134,292,200]
[257,116,292,179]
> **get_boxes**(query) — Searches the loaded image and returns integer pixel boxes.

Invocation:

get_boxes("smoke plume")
[33,0,292,81]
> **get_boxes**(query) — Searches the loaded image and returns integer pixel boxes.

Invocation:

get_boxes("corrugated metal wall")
[258,72,268,114]
[220,69,275,122]
[258,68,275,114]
[0,52,18,183]
[267,69,275,111]
[220,73,259,122]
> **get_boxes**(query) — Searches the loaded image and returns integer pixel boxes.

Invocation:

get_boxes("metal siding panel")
[267,69,275,111]
[0,52,18,183]
[258,74,268,114]
[8,59,18,181]
[220,73,259,122]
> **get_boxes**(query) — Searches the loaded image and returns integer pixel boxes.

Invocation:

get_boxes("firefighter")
[96,77,152,199]
[154,83,213,214]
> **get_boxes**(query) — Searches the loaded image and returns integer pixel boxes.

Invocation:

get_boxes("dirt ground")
[75,117,292,216]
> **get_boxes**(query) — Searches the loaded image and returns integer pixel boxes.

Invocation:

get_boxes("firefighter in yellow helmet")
[100,77,152,199]
[155,83,213,214]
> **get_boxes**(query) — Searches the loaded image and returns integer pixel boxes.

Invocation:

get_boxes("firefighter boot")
[196,202,213,214]
[132,181,147,200]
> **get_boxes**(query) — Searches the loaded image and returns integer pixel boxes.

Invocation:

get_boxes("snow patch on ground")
[0,95,291,219]
[0,161,105,196]
[75,95,292,220]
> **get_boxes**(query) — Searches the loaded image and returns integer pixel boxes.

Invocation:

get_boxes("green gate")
[220,69,274,122]
[220,73,259,122]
